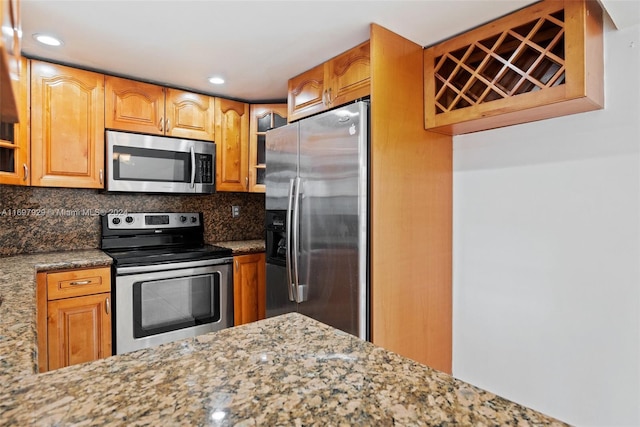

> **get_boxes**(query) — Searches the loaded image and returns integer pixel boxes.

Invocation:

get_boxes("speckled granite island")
[0,250,566,426]
[0,250,113,383]
[215,239,265,255]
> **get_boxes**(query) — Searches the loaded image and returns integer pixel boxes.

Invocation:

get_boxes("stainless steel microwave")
[106,130,215,194]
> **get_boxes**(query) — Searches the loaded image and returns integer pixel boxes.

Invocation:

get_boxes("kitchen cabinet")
[0,56,29,185]
[423,0,603,135]
[0,0,20,123]
[36,267,112,372]
[233,253,266,326]
[369,24,452,373]
[105,75,215,141]
[30,60,105,188]
[248,104,287,193]
[215,98,249,192]
[288,40,370,122]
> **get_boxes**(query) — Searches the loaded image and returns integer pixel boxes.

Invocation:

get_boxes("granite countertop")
[215,239,265,255]
[0,249,566,426]
[0,313,566,426]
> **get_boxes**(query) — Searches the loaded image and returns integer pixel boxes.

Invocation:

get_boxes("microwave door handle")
[190,146,196,189]
[285,178,296,302]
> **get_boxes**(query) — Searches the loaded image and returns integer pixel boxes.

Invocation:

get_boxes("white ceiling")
[18,0,621,103]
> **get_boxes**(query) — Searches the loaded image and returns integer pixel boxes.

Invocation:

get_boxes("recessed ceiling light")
[208,76,225,85]
[33,33,63,46]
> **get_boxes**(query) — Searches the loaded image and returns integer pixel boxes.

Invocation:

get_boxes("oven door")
[114,260,232,355]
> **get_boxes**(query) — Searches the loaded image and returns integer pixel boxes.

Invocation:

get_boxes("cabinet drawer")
[47,267,111,300]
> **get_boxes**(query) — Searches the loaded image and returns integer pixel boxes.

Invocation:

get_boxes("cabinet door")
[327,41,370,107]
[0,0,20,123]
[47,293,112,371]
[0,56,29,185]
[105,76,165,135]
[248,104,287,193]
[287,63,325,122]
[233,253,266,326]
[165,89,215,141]
[31,61,105,188]
[215,98,249,192]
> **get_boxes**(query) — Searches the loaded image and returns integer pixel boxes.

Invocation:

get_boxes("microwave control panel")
[196,154,213,184]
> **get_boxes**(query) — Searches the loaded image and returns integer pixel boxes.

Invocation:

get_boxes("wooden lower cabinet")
[233,253,266,326]
[47,293,111,371]
[37,266,112,372]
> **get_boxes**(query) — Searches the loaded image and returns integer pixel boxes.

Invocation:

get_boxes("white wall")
[452,17,640,427]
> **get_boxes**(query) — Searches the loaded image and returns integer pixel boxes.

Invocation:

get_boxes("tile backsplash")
[0,185,265,256]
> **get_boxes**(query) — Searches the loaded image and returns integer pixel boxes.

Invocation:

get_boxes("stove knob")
[112,217,121,225]
[190,216,197,223]
[125,216,134,223]
[180,215,187,223]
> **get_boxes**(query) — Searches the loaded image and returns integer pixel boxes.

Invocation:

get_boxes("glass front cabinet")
[249,104,287,193]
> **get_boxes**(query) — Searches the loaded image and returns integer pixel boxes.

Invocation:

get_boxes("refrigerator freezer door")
[296,102,369,339]
[265,123,299,211]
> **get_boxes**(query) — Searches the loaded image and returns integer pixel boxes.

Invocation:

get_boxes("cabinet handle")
[69,280,91,286]
[99,169,103,185]
[158,117,164,132]
[235,260,239,272]
[165,118,170,132]
[328,88,333,105]
[322,89,327,106]
[105,297,110,315]
[22,164,28,181]
[245,176,249,189]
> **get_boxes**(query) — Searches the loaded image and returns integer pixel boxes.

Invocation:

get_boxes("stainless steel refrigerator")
[265,101,369,340]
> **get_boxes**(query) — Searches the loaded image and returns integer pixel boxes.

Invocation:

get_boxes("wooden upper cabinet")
[288,63,325,122]
[249,104,287,193]
[165,89,215,140]
[30,60,105,189]
[215,98,249,192]
[328,41,371,107]
[288,40,370,122]
[0,56,29,186]
[0,0,21,123]
[106,76,215,141]
[105,77,164,135]
[424,0,604,135]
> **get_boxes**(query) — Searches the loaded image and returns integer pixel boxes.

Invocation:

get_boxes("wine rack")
[424,0,603,135]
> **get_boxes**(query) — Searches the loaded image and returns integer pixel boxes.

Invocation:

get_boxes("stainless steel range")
[101,212,233,355]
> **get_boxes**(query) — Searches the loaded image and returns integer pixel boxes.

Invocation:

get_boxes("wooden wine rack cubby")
[424,0,603,135]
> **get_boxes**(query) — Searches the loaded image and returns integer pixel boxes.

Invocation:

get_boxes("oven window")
[113,146,190,182]
[132,273,221,338]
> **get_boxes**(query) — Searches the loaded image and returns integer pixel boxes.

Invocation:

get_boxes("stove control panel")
[106,212,201,230]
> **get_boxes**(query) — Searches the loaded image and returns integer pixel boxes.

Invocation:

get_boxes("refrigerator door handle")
[292,176,308,303]
[285,178,297,302]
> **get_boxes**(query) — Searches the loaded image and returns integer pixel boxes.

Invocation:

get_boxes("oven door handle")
[190,146,196,189]
[115,257,233,275]
[285,178,296,302]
